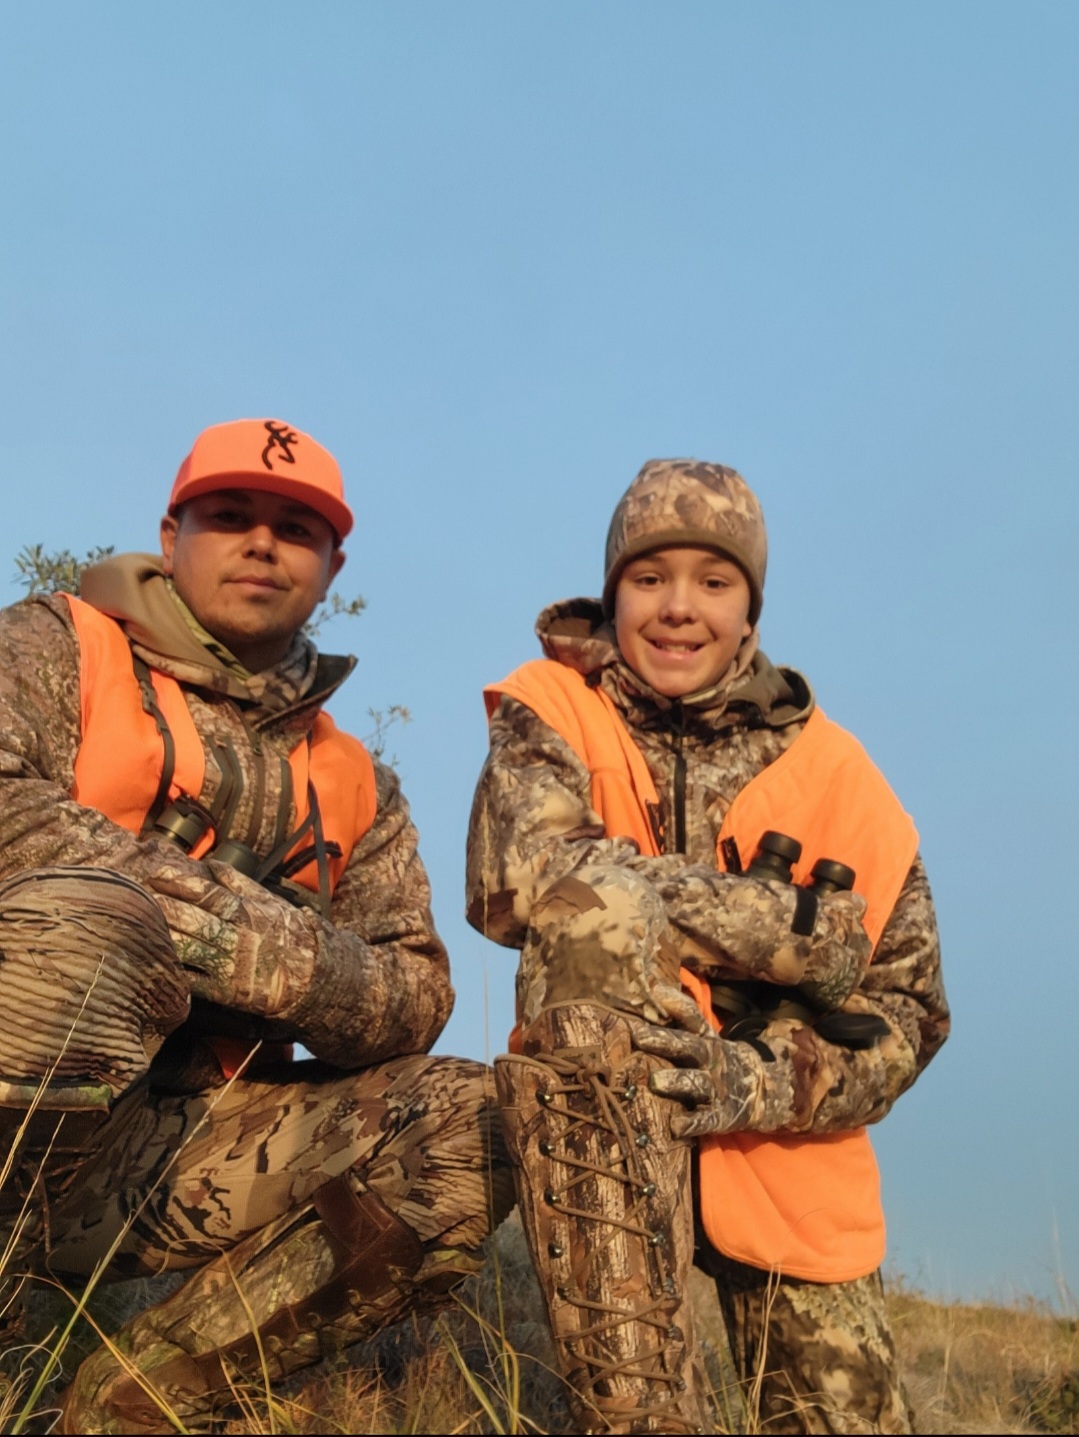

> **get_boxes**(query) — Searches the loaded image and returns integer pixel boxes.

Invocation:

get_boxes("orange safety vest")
[63,594,377,890]
[486,658,919,1282]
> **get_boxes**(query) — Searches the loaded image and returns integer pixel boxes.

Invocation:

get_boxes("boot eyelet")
[641,1181,657,1198]
[636,1132,650,1147]
[667,1324,682,1341]
[649,1231,665,1247]
[548,1241,564,1257]
[544,1188,559,1206]
[537,1090,551,1106]
[621,1083,638,1100]
[539,1139,554,1156]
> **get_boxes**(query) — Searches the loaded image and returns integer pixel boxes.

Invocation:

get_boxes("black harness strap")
[308,782,333,920]
[132,655,176,837]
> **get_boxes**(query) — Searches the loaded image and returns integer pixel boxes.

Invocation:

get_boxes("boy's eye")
[702,575,730,591]
[281,522,313,540]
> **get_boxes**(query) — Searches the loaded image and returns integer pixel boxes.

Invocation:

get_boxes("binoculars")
[720,831,889,1049]
[153,800,260,876]
[743,830,856,894]
[151,800,320,911]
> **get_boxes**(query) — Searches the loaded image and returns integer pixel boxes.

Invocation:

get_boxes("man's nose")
[243,524,278,558]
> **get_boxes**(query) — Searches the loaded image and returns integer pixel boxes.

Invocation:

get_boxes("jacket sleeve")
[467,696,869,1000]
[729,853,951,1133]
[276,758,454,1066]
[466,695,660,946]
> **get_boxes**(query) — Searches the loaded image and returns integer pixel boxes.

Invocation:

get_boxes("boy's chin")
[636,664,726,700]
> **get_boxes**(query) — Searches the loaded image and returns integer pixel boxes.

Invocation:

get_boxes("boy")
[468,459,949,1434]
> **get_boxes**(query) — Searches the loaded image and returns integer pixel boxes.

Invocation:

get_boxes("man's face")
[614,545,753,699]
[160,489,346,672]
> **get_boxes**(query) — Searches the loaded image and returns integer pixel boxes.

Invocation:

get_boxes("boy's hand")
[656,868,872,1008]
[631,1021,764,1137]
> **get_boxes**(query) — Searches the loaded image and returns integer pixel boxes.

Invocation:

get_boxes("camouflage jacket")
[0,555,452,1078]
[467,599,949,1135]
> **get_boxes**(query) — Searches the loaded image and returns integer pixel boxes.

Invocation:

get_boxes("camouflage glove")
[145,861,325,1016]
[630,1020,766,1138]
[657,869,873,1010]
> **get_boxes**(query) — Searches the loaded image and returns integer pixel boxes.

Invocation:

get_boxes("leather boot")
[495,1002,711,1434]
[59,1175,432,1434]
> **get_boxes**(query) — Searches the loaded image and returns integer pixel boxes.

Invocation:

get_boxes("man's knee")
[356,1055,514,1250]
[0,866,188,1102]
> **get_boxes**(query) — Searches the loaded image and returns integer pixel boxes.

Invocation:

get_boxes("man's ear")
[160,513,179,576]
[320,546,347,601]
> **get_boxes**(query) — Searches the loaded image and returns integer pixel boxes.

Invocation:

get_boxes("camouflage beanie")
[602,459,767,623]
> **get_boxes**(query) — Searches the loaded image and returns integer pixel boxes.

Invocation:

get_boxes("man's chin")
[201,616,300,667]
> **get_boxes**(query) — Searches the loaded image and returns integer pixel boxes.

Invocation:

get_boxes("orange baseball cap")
[168,419,354,540]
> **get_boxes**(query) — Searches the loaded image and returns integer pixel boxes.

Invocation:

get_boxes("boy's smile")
[614,546,753,698]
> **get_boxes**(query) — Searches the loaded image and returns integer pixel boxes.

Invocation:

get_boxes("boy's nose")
[659,582,696,621]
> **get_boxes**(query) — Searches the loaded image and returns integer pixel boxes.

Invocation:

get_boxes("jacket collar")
[78,552,356,722]
[535,596,813,736]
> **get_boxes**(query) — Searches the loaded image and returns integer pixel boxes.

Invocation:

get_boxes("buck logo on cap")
[261,421,299,471]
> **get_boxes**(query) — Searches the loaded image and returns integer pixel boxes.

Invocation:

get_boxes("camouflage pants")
[699,1244,912,1434]
[6,1052,513,1430]
[41,1054,510,1278]
[513,862,911,1435]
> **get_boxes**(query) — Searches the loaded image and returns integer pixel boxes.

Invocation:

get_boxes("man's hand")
[145,861,324,1015]
[631,1021,765,1138]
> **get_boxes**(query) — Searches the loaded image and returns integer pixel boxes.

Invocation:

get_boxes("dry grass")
[4,1218,1076,1433]
[890,1283,1078,1435]
[251,1228,1079,1437]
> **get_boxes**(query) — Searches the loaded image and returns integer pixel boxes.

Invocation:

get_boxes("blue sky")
[2,2,1076,1304]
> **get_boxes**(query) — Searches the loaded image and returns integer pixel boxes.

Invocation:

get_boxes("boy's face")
[614,545,753,698]
[160,489,346,672]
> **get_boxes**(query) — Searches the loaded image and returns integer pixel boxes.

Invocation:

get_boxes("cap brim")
[170,470,353,541]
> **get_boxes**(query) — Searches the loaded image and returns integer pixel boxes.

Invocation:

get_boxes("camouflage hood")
[535,597,812,733]
[79,552,354,715]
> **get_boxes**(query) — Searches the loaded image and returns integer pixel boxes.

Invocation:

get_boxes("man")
[0,418,512,1433]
